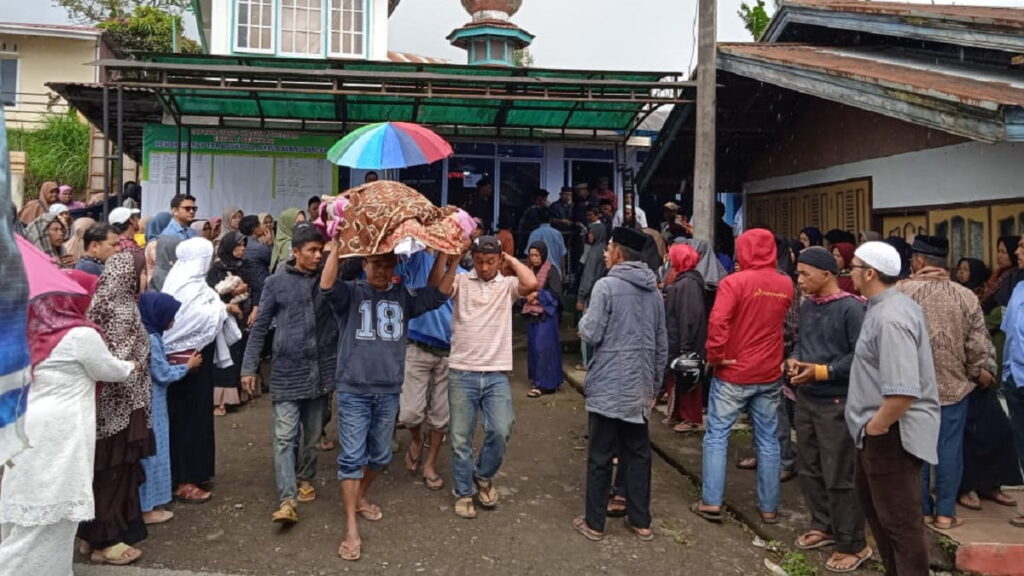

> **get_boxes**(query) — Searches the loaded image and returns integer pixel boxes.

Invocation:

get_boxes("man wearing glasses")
[161,194,199,239]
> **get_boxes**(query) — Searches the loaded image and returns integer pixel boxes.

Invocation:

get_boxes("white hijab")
[161,238,234,356]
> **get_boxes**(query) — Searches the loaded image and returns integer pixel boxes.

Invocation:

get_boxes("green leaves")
[737,0,779,40]
[8,110,90,197]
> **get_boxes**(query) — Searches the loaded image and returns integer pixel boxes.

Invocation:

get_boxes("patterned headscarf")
[87,253,152,439]
[24,213,65,265]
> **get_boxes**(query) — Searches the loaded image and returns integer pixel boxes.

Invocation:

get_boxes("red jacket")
[706,229,794,384]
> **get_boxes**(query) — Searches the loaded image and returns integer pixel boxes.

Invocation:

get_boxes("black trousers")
[585,412,652,532]
[854,425,930,576]
[795,399,866,554]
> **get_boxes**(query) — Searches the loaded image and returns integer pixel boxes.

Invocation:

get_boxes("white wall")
[368,0,389,61]
[210,0,230,56]
[744,141,1024,210]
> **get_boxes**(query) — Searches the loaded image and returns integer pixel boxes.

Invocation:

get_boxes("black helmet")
[669,352,706,394]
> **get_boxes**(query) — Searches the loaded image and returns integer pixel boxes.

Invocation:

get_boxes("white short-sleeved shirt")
[449,271,520,372]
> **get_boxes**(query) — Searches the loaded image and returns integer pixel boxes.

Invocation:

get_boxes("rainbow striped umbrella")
[326,122,454,170]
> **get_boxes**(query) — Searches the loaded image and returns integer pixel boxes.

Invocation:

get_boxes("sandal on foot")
[142,509,175,525]
[825,548,873,573]
[958,491,982,511]
[760,510,780,525]
[527,388,544,398]
[475,478,499,508]
[606,496,628,518]
[338,540,361,561]
[357,503,383,521]
[404,445,422,473]
[932,516,964,530]
[423,474,444,491]
[213,406,227,417]
[624,519,654,541]
[90,543,142,566]
[795,530,835,550]
[317,437,335,451]
[271,500,298,524]
[690,501,723,523]
[1010,516,1024,528]
[736,457,757,470]
[297,481,316,503]
[572,516,604,542]
[573,363,588,372]
[455,496,477,519]
[174,483,211,504]
[980,490,1018,507]
[673,421,703,433]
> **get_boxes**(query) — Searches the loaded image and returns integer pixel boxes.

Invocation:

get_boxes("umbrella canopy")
[14,235,87,301]
[327,122,453,170]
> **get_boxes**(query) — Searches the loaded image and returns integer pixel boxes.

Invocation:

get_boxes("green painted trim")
[190,0,209,54]
[448,26,534,47]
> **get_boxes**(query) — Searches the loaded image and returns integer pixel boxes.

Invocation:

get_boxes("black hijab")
[217,231,246,272]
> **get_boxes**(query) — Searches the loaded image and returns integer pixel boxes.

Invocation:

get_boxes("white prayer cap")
[854,241,901,277]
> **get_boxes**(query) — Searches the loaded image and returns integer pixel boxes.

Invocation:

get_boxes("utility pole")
[692,0,717,247]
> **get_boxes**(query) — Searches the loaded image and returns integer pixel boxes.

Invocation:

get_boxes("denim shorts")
[336,392,400,480]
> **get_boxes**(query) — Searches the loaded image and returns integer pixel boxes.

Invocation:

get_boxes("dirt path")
[79,352,771,575]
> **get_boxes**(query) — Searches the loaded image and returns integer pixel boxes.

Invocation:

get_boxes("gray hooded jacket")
[579,260,668,423]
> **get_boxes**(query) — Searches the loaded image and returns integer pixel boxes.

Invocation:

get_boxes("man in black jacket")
[787,246,871,572]
[241,224,339,525]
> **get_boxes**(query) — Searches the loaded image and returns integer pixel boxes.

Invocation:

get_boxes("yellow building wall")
[2,34,100,130]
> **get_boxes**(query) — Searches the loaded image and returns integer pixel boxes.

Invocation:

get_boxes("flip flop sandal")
[624,519,654,541]
[174,484,211,504]
[736,457,757,470]
[475,478,499,508]
[760,511,780,525]
[1010,516,1024,528]
[143,509,175,525]
[423,474,445,491]
[572,516,604,542]
[607,497,628,518]
[673,422,701,433]
[931,517,964,530]
[455,497,477,519]
[90,542,142,566]
[795,530,836,550]
[825,548,873,573]
[338,540,361,562]
[981,491,1018,507]
[527,388,544,398]
[297,482,316,502]
[404,447,421,473]
[690,501,723,523]
[958,493,982,511]
[357,503,383,521]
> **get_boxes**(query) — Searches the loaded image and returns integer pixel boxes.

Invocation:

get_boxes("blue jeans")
[448,370,515,498]
[702,377,781,512]
[336,392,400,480]
[272,397,325,503]
[921,397,969,517]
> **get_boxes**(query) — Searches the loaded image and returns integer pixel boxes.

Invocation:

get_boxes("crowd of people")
[2,175,1024,575]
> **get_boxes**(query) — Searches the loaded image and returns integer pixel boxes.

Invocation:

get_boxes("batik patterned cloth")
[334,180,465,257]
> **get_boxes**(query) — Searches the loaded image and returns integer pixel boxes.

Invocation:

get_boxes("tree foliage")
[737,0,780,40]
[52,0,191,24]
[513,48,535,68]
[98,5,201,54]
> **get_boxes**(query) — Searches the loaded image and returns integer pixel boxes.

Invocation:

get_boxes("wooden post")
[692,0,717,246]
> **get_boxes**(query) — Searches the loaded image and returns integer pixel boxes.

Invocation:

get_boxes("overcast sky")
[4,0,1023,73]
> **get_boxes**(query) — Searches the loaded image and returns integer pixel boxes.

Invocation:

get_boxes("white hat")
[48,203,69,215]
[854,241,901,277]
[109,207,141,225]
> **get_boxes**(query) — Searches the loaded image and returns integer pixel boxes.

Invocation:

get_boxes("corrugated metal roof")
[783,0,1024,28]
[387,51,450,65]
[719,44,1024,110]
